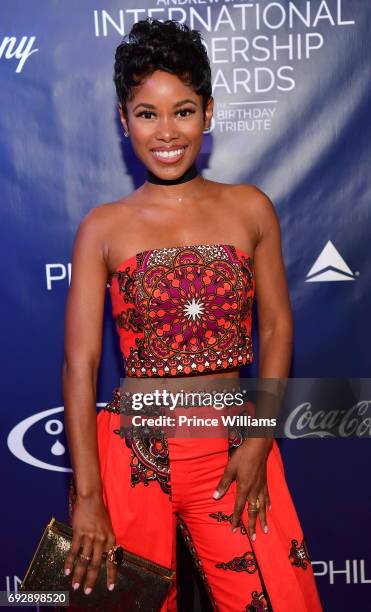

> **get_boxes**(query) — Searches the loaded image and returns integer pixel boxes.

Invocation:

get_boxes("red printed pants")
[85,390,323,612]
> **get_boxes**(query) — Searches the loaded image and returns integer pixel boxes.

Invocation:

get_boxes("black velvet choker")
[147,163,198,185]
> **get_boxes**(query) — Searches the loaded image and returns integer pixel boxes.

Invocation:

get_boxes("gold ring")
[248,499,260,509]
[78,553,92,562]
[106,545,124,566]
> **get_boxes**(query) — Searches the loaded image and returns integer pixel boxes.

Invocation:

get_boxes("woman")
[63,18,322,612]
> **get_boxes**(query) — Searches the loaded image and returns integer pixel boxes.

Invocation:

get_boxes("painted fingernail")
[232,527,237,533]
[269,504,272,511]
[108,583,115,591]
[212,490,220,499]
[252,533,256,541]
[84,587,92,595]
[64,568,71,576]
[73,582,80,590]
[264,525,269,534]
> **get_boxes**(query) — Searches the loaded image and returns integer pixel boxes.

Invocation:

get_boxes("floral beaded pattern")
[245,590,270,611]
[289,538,311,570]
[215,551,258,574]
[209,511,248,535]
[106,387,172,496]
[108,244,254,377]
[123,429,171,496]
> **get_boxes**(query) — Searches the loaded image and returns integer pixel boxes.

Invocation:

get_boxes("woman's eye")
[135,108,195,119]
[136,111,154,119]
[177,108,195,117]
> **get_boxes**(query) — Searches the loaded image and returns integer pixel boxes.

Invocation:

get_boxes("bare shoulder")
[84,194,133,228]
[229,183,279,236]
[227,182,274,210]
[74,195,134,256]
[209,179,274,211]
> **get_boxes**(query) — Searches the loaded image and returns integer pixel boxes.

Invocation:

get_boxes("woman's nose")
[155,115,179,140]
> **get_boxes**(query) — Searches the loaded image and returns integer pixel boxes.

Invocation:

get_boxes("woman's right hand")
[63,495,117,595]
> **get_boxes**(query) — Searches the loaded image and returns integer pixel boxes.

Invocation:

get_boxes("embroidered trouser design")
[68,395,323,612]
[159,437,271,612]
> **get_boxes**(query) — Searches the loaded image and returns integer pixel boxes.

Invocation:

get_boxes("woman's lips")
[151,146,187,165]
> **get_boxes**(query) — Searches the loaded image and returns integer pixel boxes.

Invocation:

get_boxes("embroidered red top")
[107,243,254,377]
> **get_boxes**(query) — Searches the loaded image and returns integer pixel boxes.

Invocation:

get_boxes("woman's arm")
[246,185,293,446]
[62,206,117,593]
[213,186,293,538]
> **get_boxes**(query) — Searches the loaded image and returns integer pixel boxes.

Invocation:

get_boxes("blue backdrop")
[2,1,370,610]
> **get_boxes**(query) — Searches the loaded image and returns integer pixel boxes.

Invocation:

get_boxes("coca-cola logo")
[284,401,371,438]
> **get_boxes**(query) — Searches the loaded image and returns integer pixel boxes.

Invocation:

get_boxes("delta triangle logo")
[305,241,355,282]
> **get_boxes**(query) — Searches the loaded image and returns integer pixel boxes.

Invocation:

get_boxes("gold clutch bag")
[20,517,175,611]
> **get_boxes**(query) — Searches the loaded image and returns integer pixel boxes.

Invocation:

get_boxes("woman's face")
[119,70,213,178]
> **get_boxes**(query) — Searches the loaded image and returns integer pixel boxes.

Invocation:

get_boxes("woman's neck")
[143,162,206,202]
[147,162,198,185]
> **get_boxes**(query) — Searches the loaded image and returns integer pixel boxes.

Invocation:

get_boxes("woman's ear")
[203,96,214,131]
[118,103,129,135]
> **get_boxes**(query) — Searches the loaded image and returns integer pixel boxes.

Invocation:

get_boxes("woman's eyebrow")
[133,98,198,111]
[174,98,198,107]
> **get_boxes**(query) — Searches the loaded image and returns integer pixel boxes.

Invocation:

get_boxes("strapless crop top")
[107,243,254,378]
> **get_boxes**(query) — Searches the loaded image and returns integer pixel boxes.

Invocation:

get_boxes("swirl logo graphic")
[7,404,105,472]
[7,407,71,472]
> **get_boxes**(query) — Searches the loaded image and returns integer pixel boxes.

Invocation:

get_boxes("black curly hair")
[114,18,212,118]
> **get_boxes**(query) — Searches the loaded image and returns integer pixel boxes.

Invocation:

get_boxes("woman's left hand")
[212,439,273,540]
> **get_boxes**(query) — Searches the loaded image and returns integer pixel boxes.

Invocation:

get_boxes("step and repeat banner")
[1,1,370,610]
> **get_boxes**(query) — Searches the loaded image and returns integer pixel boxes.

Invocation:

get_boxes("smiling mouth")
[151,146,187,163]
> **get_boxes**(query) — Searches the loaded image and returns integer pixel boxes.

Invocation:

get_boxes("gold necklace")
[162,177,207,203]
